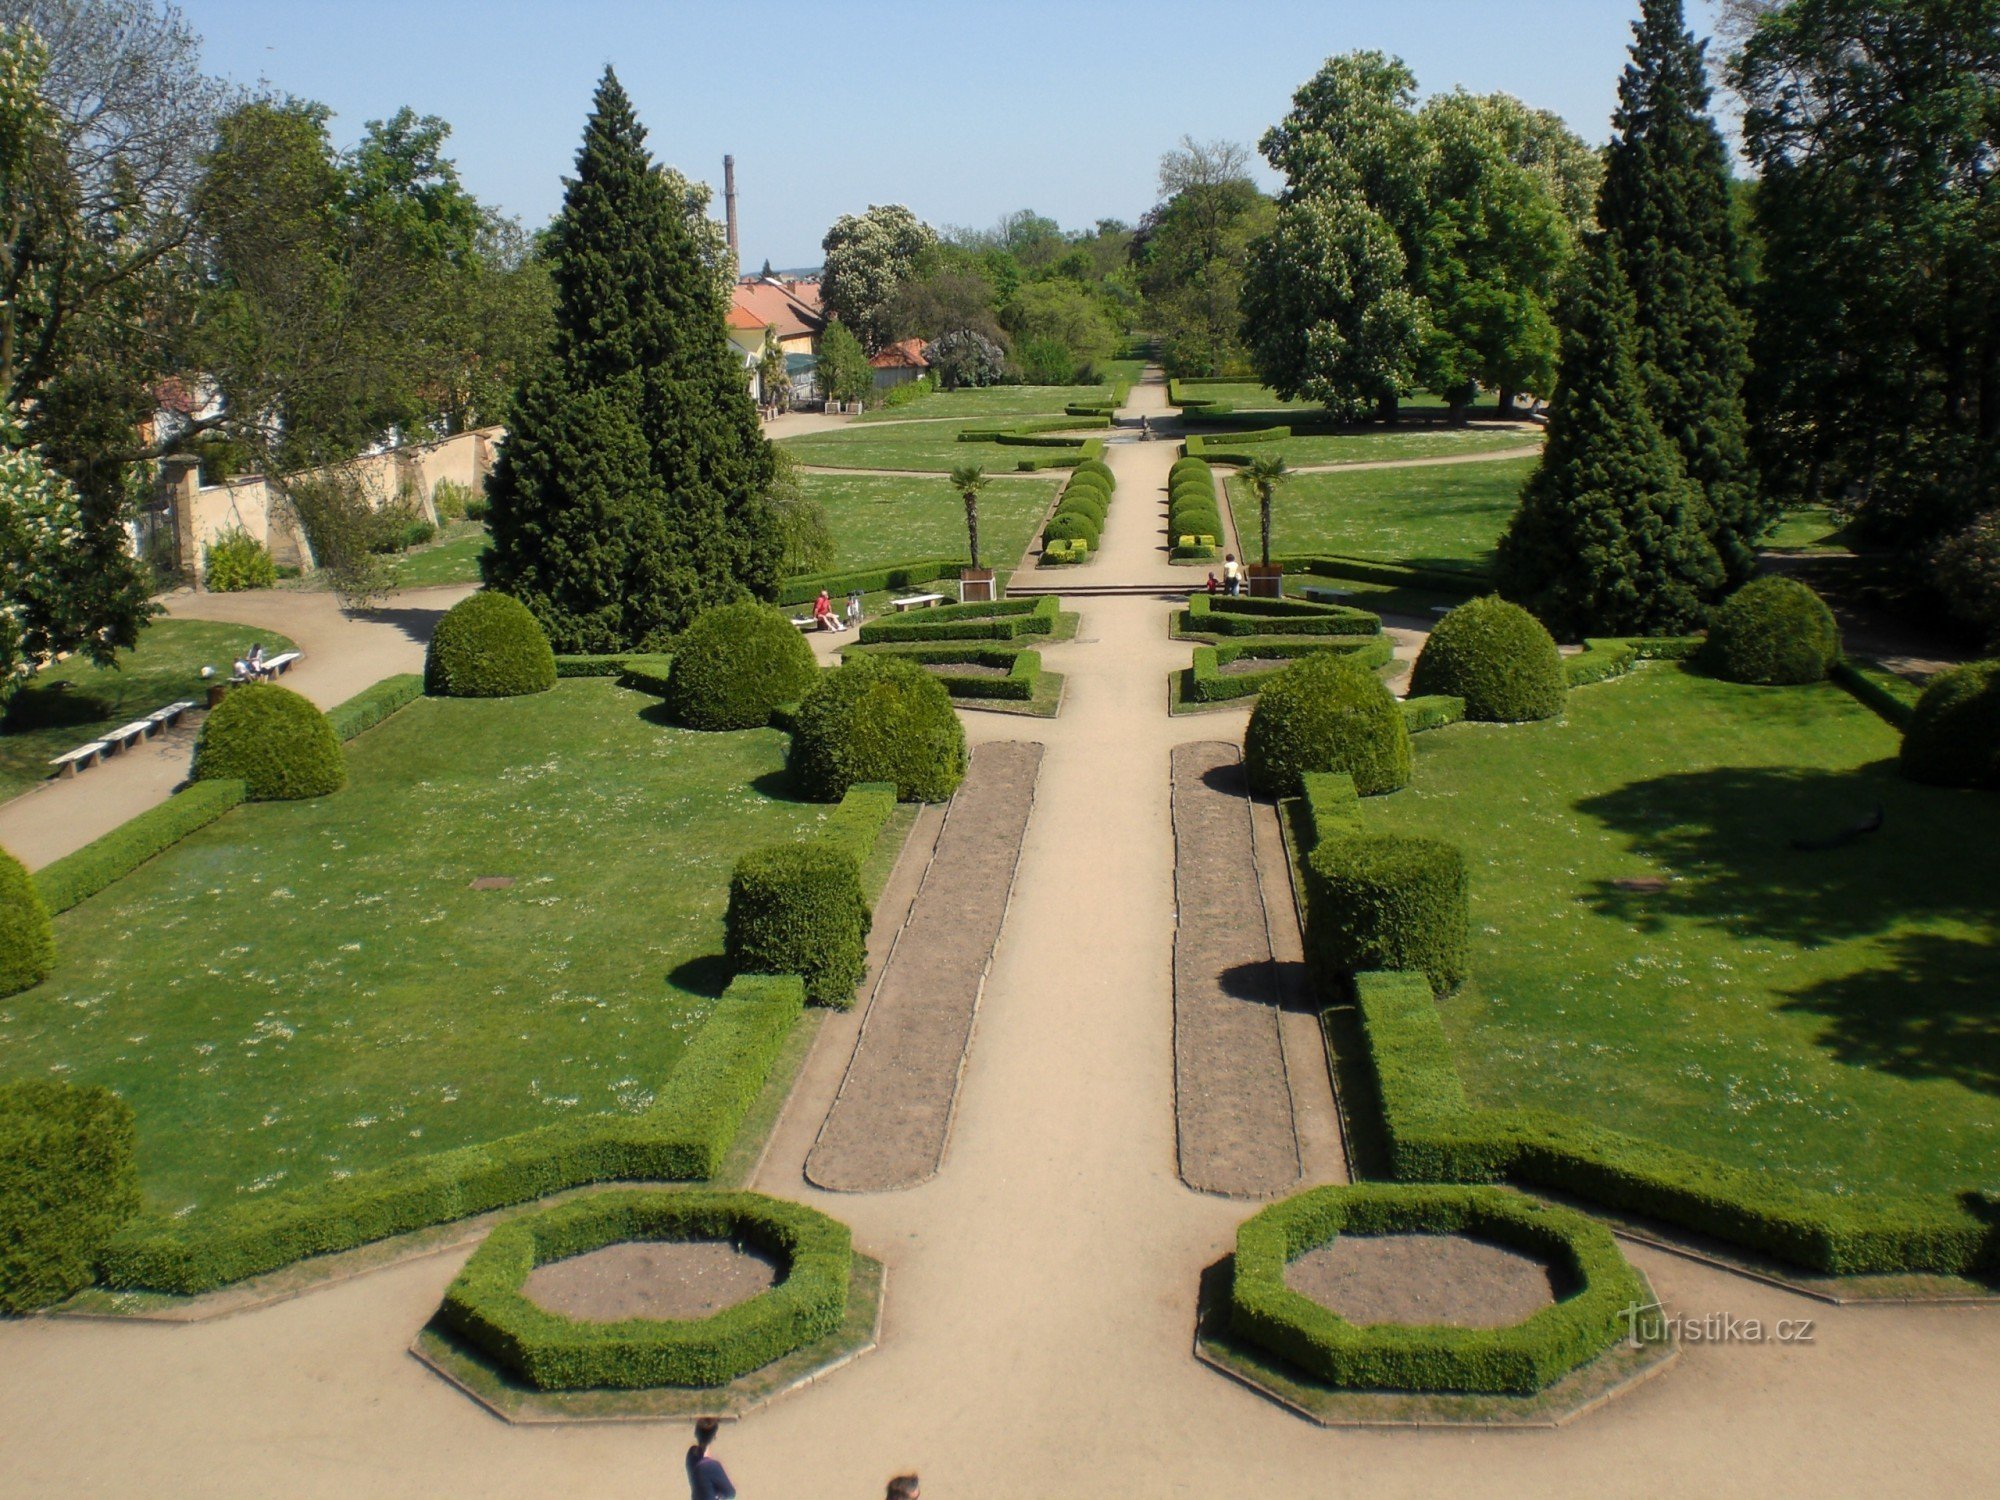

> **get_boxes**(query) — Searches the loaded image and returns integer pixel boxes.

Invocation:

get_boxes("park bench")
[262,651,301,676]
[891,593,945,612]
[146,700,196,731]
[48,741,109,778]
[1304,586,1352,606]
[102,720,154,753]
[791,615,817,631]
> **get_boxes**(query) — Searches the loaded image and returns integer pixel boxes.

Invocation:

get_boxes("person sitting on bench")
[812,588,847,633]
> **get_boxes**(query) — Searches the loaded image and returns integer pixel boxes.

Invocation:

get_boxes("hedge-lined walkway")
[807,740,1043,1191]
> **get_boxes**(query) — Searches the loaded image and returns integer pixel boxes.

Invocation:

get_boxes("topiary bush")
[662,601,821,730]
[1044,512,1099,548]
[424,590,558,698]
[1900,659,2000,790]
[0,847,53,996]
[726,842,872,1006]
[191,684,345,801]
[1075,458,1115,487]
[0,1079,140,1313]
[1245,653,1411,798]
[789,657,967,803]
[1409,595,1566,722]
[1700,575,1841,685]
[1303,832,1470,995]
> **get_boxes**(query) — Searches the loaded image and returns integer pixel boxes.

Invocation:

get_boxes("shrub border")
[857,594,1060,644]
[848,644,1042,702]
[1180,593,1382,639]
[1188,637,1394,703]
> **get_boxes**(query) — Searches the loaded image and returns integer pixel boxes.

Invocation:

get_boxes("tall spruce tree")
[484,69,775,650]
[1597,0,1762,583]
[1496,235,1723,636]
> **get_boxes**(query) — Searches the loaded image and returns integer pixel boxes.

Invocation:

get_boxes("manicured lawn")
[1762,507,1853,552]
[1227,457,1536,573]
[806,473,1057,572]
[1362,665,2000,1200]
[0,679,830,1212]
[852,384,1107,423]
[389,522,490,586]
[1240,429,1538,467]
[779,417,1085,473]
[0,619,297,801]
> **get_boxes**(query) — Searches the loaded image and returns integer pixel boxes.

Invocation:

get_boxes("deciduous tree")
[820,203,936,351]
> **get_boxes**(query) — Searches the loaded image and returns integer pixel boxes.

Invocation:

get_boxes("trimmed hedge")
[958,414,1113,441]
[1400,695,1467,734]
[425,591,558,698]
[1183,594,1382,638]
[438,1189,851,1391]
[1184,427,1289,466]
[1831,658,1922,727]
[663,602,822,731]
[1043,539,1088,565]
[858,594,1060,644]
[325,673,424,741]
[726,842,871,1007]
[854,645,1041,702]
[1701,576,1841,685]
[1075,458,1115,486]
[34,779,247,915]
[1012,438,1105,471]
[1296,771,1363,846]
[1044,512,1099,549]
[1409,596,1566,723]
[1187,637,1393,704]
[0,847,54,997]
[1229,1184,1645,1395]
[99,974,811,1294]
[1563,636,1704,687]
[1900,659,2000,790]
[1245,652,1411,798]
[789,655,968,802]
[1350,972,1999,1276]
[776,559,962,609]
[191,684,345,801]
[1303,833,1469,995]
[1283,554,1489,596]
[0,1080,140,1313]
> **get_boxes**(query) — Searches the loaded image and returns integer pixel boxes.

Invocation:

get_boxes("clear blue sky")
[177,0,1734,269]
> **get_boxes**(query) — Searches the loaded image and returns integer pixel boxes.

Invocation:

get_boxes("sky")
[175,0,1737,270]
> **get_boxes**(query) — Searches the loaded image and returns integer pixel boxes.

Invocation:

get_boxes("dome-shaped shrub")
[789,657,967,802]
[0,848,53,997]
[1701,576,1841,685]
[425,591,557,698]
[1245,653,1411,798]
[725,842,871,1006]
[1409,595,1566,722]
[1900,659,2000,789]
[1065,470,1111,497]
[1045,512,1099,548]
[1075,458,1115,487]
[662,601,820,730]
[192,683,345,800]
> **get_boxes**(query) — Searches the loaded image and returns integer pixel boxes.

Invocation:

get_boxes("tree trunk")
[1377,391,1399,425]
[1498,387,1516,418]
[1260,491,1272,568]
[965,493,980,571]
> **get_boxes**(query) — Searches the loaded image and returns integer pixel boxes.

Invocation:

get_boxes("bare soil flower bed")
[1284,1233,1559,1329]
[523,1240,783,1323]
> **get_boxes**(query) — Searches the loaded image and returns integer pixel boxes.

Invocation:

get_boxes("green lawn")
[0,619,298,801]
[853,384,1109,423]
[0,679,830,1212]
[780,417,1086,473]
[1762,507,1854,552]
[1241,429,1539,467]
[1362,665,2000,1200]
[1227,457,1535,573]
[806,473,1057,572]
[389,522,490,587]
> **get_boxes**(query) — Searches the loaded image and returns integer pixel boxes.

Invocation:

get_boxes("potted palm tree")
[1245,454,1290,597]
[950,463,996,602]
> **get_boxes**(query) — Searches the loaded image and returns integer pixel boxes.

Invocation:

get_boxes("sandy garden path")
[5,371,1999,1496]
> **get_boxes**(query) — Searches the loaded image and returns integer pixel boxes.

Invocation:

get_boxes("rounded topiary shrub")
[725,842,871,1006]
[0,848,53,997]
[1900,659,2000,789]
[1409,595,1567,722]
[1701,576,1841,685]
[1075,458,1115,487]
[191,683,345,801]
[424,591,557,698]
[1303,833,1469,995]
[789,657,967,803]
[1045,512,1099,548]
[1245,653,1411,798]
[662,601,821,731]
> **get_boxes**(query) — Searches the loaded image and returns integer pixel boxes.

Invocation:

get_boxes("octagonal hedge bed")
[1291,649,2000,1282]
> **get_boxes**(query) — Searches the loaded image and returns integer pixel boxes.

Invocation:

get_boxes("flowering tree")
[925,328,1007,390]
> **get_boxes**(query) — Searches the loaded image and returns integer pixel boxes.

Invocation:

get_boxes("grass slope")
[0,619,297,800]
[0,679,828,1212]
[779,417,1083,473]
[1362,665,2000,1200]
[1229,457,1535,575]
[806,473,1056,574]
[389,522,491,587]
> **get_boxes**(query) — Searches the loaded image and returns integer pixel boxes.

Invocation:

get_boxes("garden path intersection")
[3,373,1998,1496]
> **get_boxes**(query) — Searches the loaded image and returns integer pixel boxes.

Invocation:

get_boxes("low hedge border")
[0,1079,141,1313]
[958,414,1113,442]
[35,778,247,915]
[98,974,812,1294]
[850,645,1041,701]
[1281,555,1490,596]
[1400,695,1467,734]
[1043,539,1087,565]
[1184,427,1289,465]
[1012,438,1106,472]
[1229,1183,1646,1395]
[1833,658,1922,728]
[1181,594,1382,638]
[325,672,424,740]
[1167,374,1259,412]
[858,594,1060,644]
[1064,380,1132,417]
[1188,637,1393,703]
[1563,636,1703,687]
[437,1188,851,1390]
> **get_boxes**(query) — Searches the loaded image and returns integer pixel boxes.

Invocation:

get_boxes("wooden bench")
[891,593,945,612]
[147,700,197,730]
[103,720,153,753]
[790,615,817,632]
[262,651,301,676]
[48,742,109,778]
[1304,586,1352,606]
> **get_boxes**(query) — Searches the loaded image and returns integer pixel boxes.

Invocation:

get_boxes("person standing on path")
[686,1417,737,1500]
[1223,553,1242,596]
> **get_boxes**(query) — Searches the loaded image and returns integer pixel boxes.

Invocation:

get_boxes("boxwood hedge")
[1302,833,1469,995]
[438,1189,851,1390]
[1228,1183,1645,1395]
[858,594,1060,645]
[726,842,871,1007]
[0,1080,139,1312]
[1183,594,1382,639]
[1900,659,2000,790]
[1701,576,1841,686]
[1409,596,1566,723]
[1187,637,1393,704]
[191,684,345,801]
[34,779,248,915]
[425,591,558,698]
[663,602,821,731]
[0,847,53,997]
[788,656,967,802]
[1245,653,1411,798]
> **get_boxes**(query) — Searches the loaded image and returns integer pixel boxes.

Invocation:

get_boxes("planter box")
[958,568,997,604]
[1247,564,1285,599]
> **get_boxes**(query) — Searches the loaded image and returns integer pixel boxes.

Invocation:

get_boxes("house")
[727,277,827,404]
[870,338,930,391]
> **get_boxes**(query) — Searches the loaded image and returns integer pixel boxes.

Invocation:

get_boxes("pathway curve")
[4,371,1999,1496]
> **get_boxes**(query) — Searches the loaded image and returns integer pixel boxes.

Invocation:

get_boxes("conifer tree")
[1496,235,1723,637]
[1597,0,1761,582]
[484,69,775,650]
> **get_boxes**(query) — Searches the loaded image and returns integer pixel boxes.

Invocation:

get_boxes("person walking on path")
[1223,553,1242,596]
[686,1417,737,1500]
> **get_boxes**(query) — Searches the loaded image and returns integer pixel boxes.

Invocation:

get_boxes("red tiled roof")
[731,279,825,340]
[869,338,929,370]
[727,303,768,332]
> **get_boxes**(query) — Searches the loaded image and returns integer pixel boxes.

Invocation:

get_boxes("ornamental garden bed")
[1176,636,1396,713]
[848,642,1065,719]
[1175,594,1383,642]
